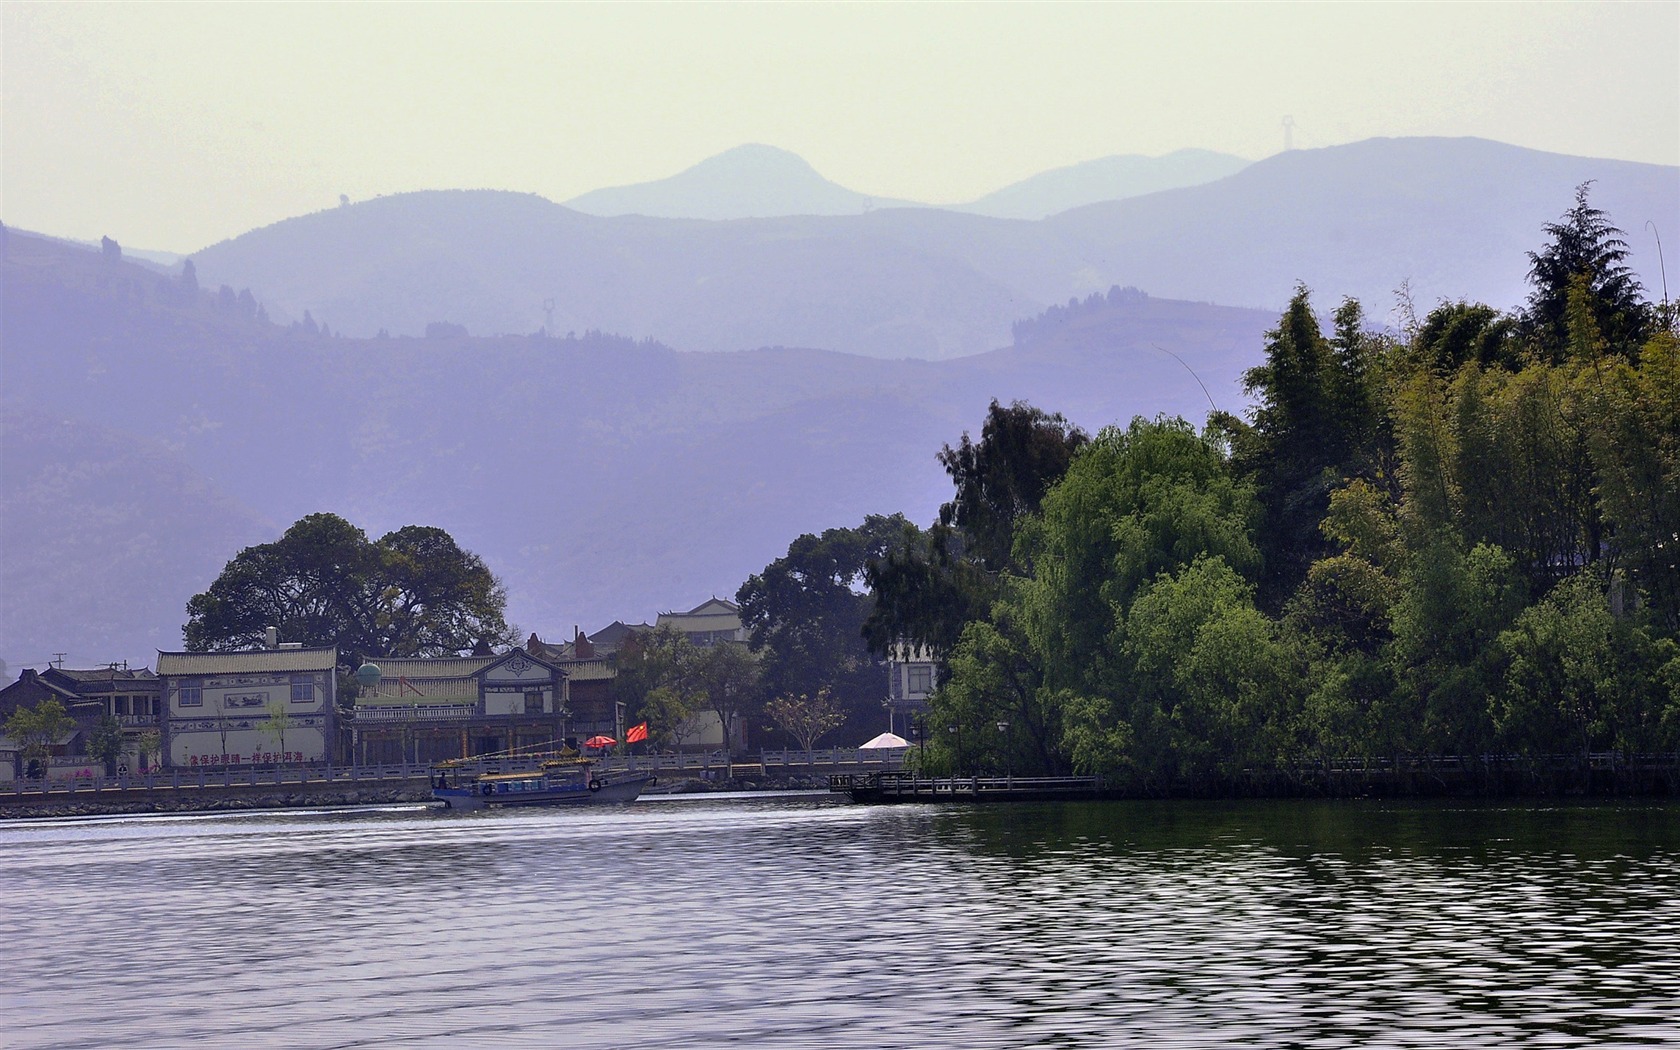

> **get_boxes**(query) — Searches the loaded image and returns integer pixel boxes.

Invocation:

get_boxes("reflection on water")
[3,795,1677,1049]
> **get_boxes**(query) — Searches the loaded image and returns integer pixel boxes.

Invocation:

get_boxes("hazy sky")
[4,2,1677,252]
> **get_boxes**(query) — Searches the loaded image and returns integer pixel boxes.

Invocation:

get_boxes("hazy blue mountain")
[0,404,275,671]
[1041,136,1679,320]
[1,233,1273,669]
[956,149,1250,219]
[562,144,1244,222]
[189,137,1678,359]
[564,143,919,219]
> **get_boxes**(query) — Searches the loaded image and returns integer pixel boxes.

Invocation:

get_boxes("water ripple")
[2,797,1678,1048]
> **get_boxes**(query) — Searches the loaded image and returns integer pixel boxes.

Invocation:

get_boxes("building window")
[291,681,314,703]
[179,684,203,708]
[114,695,130,716]
[907,665,933,696]
[524,691,544,714]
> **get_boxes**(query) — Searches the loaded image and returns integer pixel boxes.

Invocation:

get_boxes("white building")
[885,643,938,738]
[156,646,338,767]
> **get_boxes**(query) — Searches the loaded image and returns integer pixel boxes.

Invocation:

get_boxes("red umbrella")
[584,735,617,748]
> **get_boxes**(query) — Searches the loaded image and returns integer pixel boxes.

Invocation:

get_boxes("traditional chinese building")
[344,647,568,764]
[0,664,164,778]
[656,598,746,647]
[156,646,338,768]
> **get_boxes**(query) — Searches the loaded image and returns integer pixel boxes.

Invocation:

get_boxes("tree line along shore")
[8,184,1676,800]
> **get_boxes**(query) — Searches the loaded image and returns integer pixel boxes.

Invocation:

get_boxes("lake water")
[2,794,1678,1049]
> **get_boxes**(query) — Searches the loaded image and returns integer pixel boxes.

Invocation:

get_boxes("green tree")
[88,714,127,776]
[374,525,514,658]
[1222,287,1383,604]
[640,685,703,750]
[1412,301,1523,374]
[865,400,1086,662]
[762,688,847,752]
[1388,540,1527,754]
[695,642,762,759]
[738,514,908,736]
[184,513,515,664]
[1491,572,1679,759]
[932,416,1262,781]
[1586,331,1680,631]
[862,519,992,662]
[936,399,1088,573]
[935,591,1063,775]
[1524,182,1651,361]
[1019,415,1260,694]
[136,729,162,773]
[613,625,705,733]
[4,698,75,777]
[262,699,295,763]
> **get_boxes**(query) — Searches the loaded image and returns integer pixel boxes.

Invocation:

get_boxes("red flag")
[625,722,649,743]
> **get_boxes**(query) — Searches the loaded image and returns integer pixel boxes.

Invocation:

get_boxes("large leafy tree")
[695,641,762,758]
[738,514,909,736]
[4,698,75,775]
[614,625,706,743]
[936,399,1089,573]
[864,400,1086,660]
[183,513,514,663]
[88,714,127,775]
[931,417,1263,779]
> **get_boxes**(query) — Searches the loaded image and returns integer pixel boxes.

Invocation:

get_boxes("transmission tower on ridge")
[1282,115,1296,152]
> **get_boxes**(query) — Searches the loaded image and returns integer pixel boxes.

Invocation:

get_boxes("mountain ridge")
[185,137,1678,359]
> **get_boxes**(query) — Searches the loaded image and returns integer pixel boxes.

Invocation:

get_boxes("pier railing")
[0,763,438,797]
[830,771,1103,801]
[0,746,905,797]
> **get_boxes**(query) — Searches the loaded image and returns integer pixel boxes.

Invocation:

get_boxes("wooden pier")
[830,770,1106,803]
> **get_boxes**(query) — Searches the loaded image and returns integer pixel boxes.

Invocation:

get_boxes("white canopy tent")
[859,732,910,749]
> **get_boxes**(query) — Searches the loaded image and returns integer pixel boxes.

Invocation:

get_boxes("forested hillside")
[0,230,1270,669]
[816,184,1680,786]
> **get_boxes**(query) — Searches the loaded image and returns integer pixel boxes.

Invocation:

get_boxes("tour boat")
[431,757,655,811]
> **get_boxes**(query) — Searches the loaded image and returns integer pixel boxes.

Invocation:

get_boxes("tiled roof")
[47,667,158,683]
[561,658,616,681]
[359,656,497,680]
[157,648,338,675]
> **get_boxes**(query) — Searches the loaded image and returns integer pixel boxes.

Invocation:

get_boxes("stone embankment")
[0,773,831,820]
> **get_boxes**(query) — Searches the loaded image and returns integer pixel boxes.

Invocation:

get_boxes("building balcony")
[351,704,479,723]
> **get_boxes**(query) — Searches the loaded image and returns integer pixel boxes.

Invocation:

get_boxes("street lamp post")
[948,723,962,780]
[614,701,626,768]
[996,720,1012,784]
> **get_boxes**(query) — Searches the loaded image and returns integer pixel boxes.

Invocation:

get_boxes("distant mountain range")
[185,137,1678,359]
[563,143,1248,221]
[952,149,1250,220]
[1,232,1272,670]
[564,144,921,219]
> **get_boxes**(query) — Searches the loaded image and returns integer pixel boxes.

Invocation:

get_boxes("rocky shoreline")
[0,773,832,821]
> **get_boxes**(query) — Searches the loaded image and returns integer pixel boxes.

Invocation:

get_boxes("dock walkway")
[830,771,1105,803]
